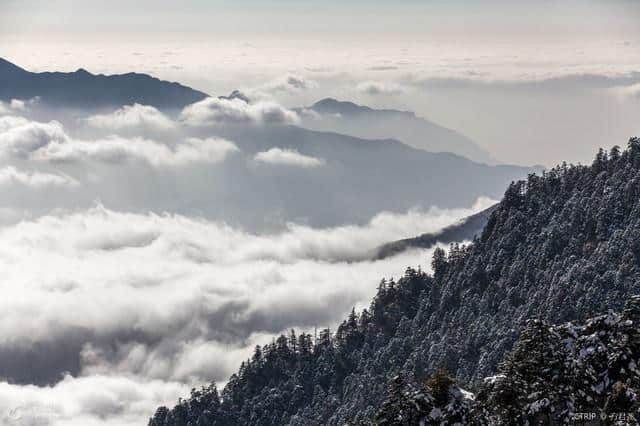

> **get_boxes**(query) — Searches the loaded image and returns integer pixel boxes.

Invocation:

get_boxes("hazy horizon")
[3,1,640,166]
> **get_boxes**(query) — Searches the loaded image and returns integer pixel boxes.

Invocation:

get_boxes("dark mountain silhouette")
[301,98,495,164]
[0,57,207,110]
[219,89,251,103]
[149,139,640,425]
[311,98,371,115]
[373,204,498,260]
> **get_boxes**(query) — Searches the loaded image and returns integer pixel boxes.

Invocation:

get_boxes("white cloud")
[0,166,79,189]
[10,99,26,111]
[0,116,238,167]
[0,98,39,115]
[180,97,300,126]
[263,74,317,93]
[38,136,239,167]
[356,80,406,95]
[0,375,190,426]
[85,104,176,131]
[254,148,325,168]
[0,116,68,158]
[0,198,492,424]
[297,108,321,120]
[608,83,640,100]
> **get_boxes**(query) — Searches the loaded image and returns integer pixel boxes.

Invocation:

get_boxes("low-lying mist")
[0,199,489,425]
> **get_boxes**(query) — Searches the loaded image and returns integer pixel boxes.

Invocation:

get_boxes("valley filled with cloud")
[0,96,496,425]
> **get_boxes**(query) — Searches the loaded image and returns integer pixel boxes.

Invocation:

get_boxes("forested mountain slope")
[372,296,640,425]
[149,139,640,425]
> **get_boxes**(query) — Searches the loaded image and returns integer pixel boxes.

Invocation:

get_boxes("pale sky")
[2,0,639,41]
[2,0,638,87]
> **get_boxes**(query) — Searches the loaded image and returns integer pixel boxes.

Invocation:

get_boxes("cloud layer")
[356,80,405,95]
[0,116,68,157]
[180,97,300,126]
[40,136,239,167]
[0,98,38,115]
[608,83,640,100]
[0,166,78,188]
[85,104,175,131]
[0,116,239,167]
[262,74,317,93]
[254,148,325,168]
[0,375,190,426]
[0,198,491,425]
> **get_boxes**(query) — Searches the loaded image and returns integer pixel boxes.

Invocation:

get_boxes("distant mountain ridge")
[203,124,536,229]
[373,204,498,260]
[0,58,208,110]
[0,60,538,231]
[301,98,496,164]
[1,57,491,164]
[311,98,413,117]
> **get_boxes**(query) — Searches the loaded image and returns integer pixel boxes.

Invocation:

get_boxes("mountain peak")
[311,98,371,115]
[306,97,495,164]
[311,97,415,118]
[219,90,250,103]
[313,97,343,107]
[74,68,92,76]
[0,60,209,110]
[0,57,28,75]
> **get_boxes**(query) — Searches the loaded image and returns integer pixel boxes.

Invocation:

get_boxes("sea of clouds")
[0,200,490,426]
[0,98,494,425]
